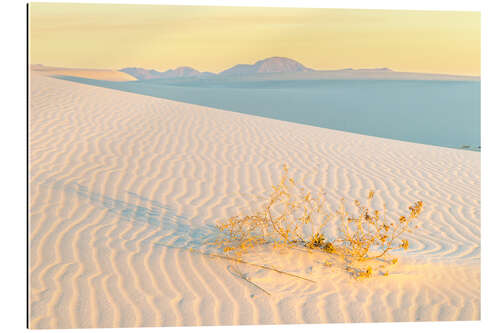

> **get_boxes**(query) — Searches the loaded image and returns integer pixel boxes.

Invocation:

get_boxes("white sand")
[29,72,480,328]
[31,65,137,81]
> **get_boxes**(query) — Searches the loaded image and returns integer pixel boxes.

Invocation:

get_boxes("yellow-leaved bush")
[216,165,423,279]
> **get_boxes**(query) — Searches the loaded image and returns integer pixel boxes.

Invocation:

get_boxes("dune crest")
[31,64,137,81]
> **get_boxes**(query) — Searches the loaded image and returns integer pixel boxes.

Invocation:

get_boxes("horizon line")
[30,61,480,78]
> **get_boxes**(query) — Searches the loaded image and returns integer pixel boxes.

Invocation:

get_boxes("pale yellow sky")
[29,3,480,75]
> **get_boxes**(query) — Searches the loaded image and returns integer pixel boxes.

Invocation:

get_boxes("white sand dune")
[31,64,137,81]
[29,72,480,328]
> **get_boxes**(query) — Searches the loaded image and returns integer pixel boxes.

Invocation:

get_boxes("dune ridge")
[31,65,137,81]
[29,72,480,328]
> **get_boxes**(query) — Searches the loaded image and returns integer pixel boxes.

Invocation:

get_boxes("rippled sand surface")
[29,73,480,328]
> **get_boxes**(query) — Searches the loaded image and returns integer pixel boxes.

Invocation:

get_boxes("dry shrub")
[216,165,423,279]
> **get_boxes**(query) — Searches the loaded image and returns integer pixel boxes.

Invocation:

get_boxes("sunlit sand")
[29,71,480,328]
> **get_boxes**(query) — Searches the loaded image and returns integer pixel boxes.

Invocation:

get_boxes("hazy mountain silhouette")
[120,67,163,80]
[219,57,313,76]
[118,57,477,81]
[121,66,216,80]
[120,57,313,80]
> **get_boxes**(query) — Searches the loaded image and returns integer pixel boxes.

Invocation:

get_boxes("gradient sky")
[29,3,480,75]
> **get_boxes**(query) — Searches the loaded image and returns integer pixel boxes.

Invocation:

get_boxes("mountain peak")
[220,57,313,76]
[168,66,200,77]
[254,57,313,73]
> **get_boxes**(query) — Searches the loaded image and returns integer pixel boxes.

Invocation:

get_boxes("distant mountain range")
[118,56,478,81]
[121,66,216,80]
[117,56,399,80]
[120,57,313,80]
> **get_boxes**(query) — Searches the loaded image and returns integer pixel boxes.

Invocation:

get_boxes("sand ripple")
[29,73,480,328]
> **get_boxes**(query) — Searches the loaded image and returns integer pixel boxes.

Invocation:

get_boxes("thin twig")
[209,252,316,283]
[154,243,316,283]
[227,265,271,296]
